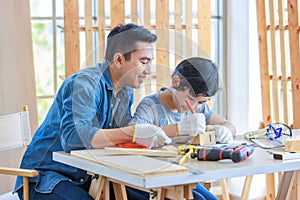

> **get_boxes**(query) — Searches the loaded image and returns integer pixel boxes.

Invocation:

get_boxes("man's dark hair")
[172,57,219,97]
[105,23,157,64]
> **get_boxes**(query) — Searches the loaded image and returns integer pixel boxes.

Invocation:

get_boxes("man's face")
[120,41,154,89]
[172,88,210,113]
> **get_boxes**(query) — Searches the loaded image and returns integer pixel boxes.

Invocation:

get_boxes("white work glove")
[132,124,172,149]
[177,113,206,136]
[206,125,233,143]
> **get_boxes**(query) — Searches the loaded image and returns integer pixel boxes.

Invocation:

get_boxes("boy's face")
[119,41,154,89]
[172,88,210,113]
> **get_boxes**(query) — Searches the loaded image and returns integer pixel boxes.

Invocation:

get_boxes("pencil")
[185,99,195,114]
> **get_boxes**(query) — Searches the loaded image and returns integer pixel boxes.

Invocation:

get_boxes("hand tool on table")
[116,143,148,149]
[192,144,254,162]
[267,150,300,160]
[177,145,196,165]
[178,144,254,163]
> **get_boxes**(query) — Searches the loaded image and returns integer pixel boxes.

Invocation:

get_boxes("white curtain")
[0,0,38,193]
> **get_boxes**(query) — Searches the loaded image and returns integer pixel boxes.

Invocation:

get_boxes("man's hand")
[177,113,206,136]
[132,124,172,149]
[206,125,233,143]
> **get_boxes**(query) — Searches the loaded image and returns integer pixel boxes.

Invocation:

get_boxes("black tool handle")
[196,148,232,161]
[195,145,254,162]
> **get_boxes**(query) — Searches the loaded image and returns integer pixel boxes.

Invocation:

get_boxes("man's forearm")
[91,126,134,148]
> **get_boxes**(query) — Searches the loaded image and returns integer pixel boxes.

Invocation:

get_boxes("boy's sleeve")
[130,98,159,126]
[196,103,213,123]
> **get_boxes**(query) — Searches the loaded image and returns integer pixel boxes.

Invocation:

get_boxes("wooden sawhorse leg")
[276,170,299,200]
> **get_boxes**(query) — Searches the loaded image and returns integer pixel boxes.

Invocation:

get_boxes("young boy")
[131,57,236,143]
[130,57,236,200]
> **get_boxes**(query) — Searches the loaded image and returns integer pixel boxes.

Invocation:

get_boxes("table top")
[53,140,300,189]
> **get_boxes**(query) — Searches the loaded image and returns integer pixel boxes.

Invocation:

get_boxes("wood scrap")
[70,149,188,177]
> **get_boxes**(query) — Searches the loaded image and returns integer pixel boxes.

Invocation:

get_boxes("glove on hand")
[132,124,172,149]
[177,113,206,136]
[206,125,233,143]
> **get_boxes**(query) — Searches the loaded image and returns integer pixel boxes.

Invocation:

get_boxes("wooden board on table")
[284,134,300,152]
[71,149,188,177]
[104,146,178,157]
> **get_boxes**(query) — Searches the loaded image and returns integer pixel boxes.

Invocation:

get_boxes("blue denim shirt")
[14,61,134,193]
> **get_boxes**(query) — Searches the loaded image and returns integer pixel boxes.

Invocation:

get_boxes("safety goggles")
[266,123,292,140]
[245,123,292,148]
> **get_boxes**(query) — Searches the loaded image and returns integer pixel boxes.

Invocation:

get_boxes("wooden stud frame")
[256,0,300,129]
[63,0,211,103]
[256,0,300,199]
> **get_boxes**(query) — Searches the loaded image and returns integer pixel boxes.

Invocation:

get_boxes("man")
[14,23,182,200]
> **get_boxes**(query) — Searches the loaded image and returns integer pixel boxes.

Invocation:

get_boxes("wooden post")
[111,0,125,27]
[64,0,80,77]
[288,0,300,128]
[156,0,170,90]
[85,0,94,67]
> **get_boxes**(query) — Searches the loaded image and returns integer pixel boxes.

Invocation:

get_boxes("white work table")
[53,138,300,200]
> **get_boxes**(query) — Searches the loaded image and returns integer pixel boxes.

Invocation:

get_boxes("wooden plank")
[112,182,127,200]
[183,183,197,199]
[290,171,300,199]
[284,135,300,152]
[111,0,125,27]
[143,0,151,96]
[269,0,280,122]
[104,178,109,200]
[220,179,230,200]
[156,0,170,90]
[174,0,182,64]
[143,0,150,28]
[198,0,210,58]
[241,176,253,200]
[71,150,188,177]
[185,0,193,57]
[97,0,105,62]
[288,170,299,200]
[85,0,94,67]
[278,0,291,124]
[164,185,184,199]
[276,171,296,200]
[256,0,272,126]
[64,0,80,77]
[131,0,138,24]
[104,147,178,157]
[266,173,276,200]
[288,0,300,128]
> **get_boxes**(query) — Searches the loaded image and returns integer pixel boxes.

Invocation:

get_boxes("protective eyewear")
[244,123,292,148]
[266,123,292,140]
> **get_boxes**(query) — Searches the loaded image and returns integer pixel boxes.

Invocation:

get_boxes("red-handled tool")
[116,143,148,149]
[191,145,254,163]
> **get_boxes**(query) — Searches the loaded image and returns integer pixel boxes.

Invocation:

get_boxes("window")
[30,0,65,124]
[30,0,225,124]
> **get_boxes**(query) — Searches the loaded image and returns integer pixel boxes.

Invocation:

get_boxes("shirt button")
[80,179,84,182]
[109,123,111,126]
[111,104,113,107]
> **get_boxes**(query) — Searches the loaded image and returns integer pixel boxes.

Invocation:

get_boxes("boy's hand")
[132,124,172,149]
[177,113,206,136]
[206,125,233,143]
